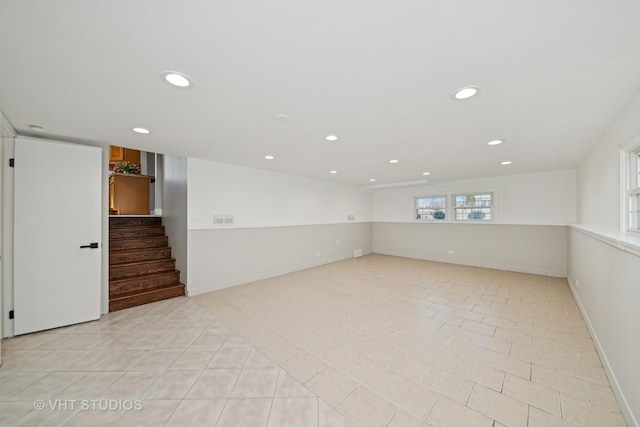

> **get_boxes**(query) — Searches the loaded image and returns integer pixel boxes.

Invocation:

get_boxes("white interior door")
[14,137,102,335]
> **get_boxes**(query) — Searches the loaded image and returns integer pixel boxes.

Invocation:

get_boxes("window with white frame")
[415,195,447,220]
[628,150,640,232]
[453,193,493,220]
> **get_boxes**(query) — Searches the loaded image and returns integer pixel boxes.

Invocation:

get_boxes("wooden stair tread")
[109,284,185,312]
[110,224,163,230]
[109,259,176,281]
[109,247,172,263]
[109,217,162,227]
[109,257,175,268]
[110,240,164,244]
[110,283,184,300]
[110,235,167,241]
[109,246,170,254]
[109,270,181,284]
[108,217,183,312]
[109,247,171,255]
[109,271,181,297]
[109,226,165,236]
[109,244,166,254]
[109,236,168,249]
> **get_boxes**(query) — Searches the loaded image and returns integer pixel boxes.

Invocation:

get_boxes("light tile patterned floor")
[0,254,628,426]
[193,254,628,427]
[0,296,352,426]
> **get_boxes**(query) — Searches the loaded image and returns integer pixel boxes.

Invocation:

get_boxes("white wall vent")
[354,249,363,258]
[213,214,234,225]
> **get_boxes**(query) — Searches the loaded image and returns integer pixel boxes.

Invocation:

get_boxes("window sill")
[569,224,640,258]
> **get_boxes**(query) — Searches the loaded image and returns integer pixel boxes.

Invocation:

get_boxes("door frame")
[1,138,12,340]
[1,118,16,340]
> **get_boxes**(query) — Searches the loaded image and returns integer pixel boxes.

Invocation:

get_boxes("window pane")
[453,193,492,220]
[636,152,640,187]
[415,196,446,220]
[629,151,640,231]
[630,191,640,231]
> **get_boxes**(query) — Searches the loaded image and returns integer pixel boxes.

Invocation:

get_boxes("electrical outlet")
[336,240,340,246]
[213,214,234,225]
[448,250,455,255]
[316,252,321,257]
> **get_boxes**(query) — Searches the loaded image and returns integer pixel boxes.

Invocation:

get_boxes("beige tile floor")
[193,254,627,427]
[0,295,352,426]
[0,254,627,426]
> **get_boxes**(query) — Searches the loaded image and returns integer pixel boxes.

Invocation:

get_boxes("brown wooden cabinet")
[109,145,141,165]
[109,174,152,215]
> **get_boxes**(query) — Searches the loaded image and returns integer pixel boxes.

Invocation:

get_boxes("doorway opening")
[107,145,184,311]
[108,145,161,216]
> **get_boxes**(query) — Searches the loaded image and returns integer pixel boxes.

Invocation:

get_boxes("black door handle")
[80,243,99,249]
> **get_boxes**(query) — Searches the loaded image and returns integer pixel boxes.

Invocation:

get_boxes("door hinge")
[9,158,15,167]
[9,310,14,319]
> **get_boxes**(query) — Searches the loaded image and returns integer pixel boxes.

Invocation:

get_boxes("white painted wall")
[373,169,576,225]
[569,86,640,427]
[577,86,640,235]
[186,158,374,293]
[371,169,575,278]
[163,155,189,285]
[567,228,639,427]
[374,223,567,277]
[188,159,373,228]
[188,223,372,295]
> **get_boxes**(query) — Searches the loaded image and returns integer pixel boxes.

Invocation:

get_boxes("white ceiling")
[1,0,640,185]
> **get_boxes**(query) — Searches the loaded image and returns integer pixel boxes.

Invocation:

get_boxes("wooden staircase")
[109,217,185,312]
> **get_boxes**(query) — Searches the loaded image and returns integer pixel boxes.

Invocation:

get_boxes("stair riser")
[109,285,185,312]
[108,217,184,312]
[110,247,172,264]
[109,227,165,239]
[109,237,168,251]
[109,217,162,227]
[110,272,181,296]
[110,259,176,280]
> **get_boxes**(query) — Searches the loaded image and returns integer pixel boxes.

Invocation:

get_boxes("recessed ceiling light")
[452,86,480,100]
[422,172,431,176]
[162,71,192,88]
[275,114,291,123]
[264,155,275,160]
[389,159,399,164]
[132,127,150,134]
[488,139,503,146]
[501,161,512,165]
[369,178,376,182]
[29,125,44,131]
[325,135,338,141]
[330,170,338,174]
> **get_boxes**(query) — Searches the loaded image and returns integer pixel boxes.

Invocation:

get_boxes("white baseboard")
[187,251,371,296]
[374,250,566,278]
[567,277,638,427]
